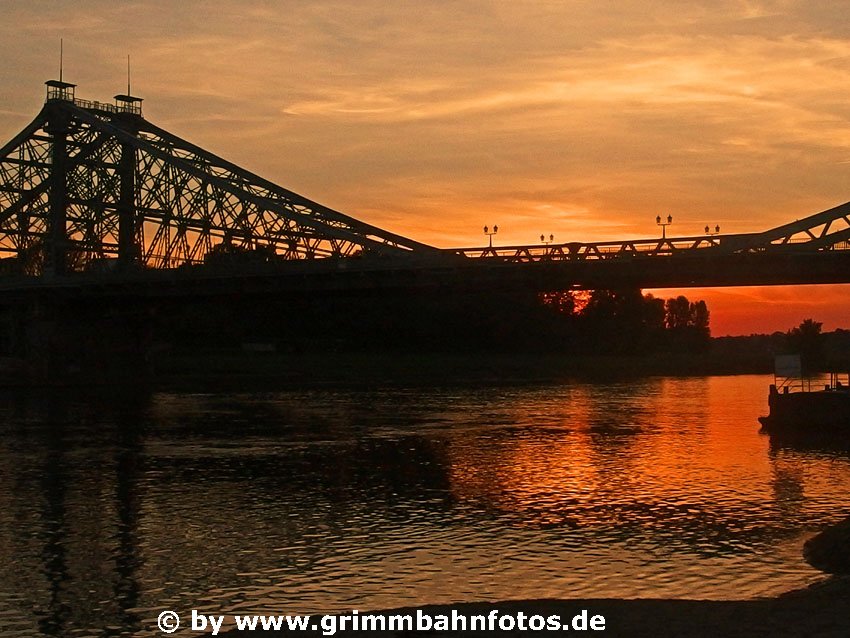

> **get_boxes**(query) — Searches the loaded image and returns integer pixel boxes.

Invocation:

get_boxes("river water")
[1,374,849,637]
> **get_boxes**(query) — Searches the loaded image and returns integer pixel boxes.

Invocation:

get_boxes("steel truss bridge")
[1,79,850,296]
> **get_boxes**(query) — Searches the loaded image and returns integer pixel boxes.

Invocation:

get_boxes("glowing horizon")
[1,1,849,336]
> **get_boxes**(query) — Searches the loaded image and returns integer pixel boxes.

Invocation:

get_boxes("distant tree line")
[155,286,714,355]
[538,289,711,354]
[712,319,850,374]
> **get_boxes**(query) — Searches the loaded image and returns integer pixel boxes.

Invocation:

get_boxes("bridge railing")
[46,94,142,116]
[450,231,850,262]
[450,234,730,262]
[71,98,121,114]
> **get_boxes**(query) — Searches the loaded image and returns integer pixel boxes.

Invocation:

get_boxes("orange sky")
[0,1,848,335]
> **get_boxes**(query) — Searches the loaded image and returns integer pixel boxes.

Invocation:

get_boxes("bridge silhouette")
[1,79,850,297]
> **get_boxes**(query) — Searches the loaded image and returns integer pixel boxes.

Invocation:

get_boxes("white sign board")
[775,354,802,378]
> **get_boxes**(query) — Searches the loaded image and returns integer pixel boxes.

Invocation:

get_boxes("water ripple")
[0,376,848,637]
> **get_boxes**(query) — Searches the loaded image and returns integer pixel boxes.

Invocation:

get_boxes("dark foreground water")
[1,374,849,637]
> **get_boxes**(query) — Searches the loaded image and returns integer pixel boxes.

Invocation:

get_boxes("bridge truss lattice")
[0,81,435,275]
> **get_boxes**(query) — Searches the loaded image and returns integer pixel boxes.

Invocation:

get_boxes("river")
[1,374,848,636]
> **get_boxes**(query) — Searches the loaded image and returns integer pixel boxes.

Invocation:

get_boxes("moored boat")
[759,371,850,434]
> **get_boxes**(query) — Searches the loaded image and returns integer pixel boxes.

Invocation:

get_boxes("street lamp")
[704,224,720,236]
[656,214,672,239]
[540,233,554,245]
[484,224,499,248]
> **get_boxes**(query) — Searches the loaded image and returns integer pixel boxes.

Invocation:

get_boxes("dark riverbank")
[216,577,850,637]
[150,348,775,391]
[142,326,850,390]
[0,346,782,390]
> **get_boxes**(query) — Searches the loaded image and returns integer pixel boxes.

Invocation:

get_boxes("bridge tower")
[113,92,143,269]
[44,80,76,275]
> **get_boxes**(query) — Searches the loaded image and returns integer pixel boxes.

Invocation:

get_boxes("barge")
[759,365,850,434]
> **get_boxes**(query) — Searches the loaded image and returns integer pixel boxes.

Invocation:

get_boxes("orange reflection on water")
[444,377,783,532]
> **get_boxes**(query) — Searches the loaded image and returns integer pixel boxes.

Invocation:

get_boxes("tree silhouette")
[665,296,692,330]
[661,296,711,351]
[786,318,824,373]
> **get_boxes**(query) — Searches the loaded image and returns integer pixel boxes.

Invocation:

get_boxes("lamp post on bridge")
[656,214,672,239]
[705,224,720,236]
[540,233,554,257]
[484,225,498,249]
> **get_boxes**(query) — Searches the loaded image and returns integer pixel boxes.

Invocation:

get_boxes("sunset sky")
[0,1,848,335]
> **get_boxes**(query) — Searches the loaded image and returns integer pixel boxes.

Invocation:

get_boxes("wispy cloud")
[1,1,849,331]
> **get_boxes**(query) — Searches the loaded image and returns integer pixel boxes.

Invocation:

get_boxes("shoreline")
[217,577,850,637]
[149,349,775,392]
[0,350,776,391]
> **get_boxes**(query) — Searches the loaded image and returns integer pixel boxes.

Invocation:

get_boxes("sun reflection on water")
[1,375,849,637]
